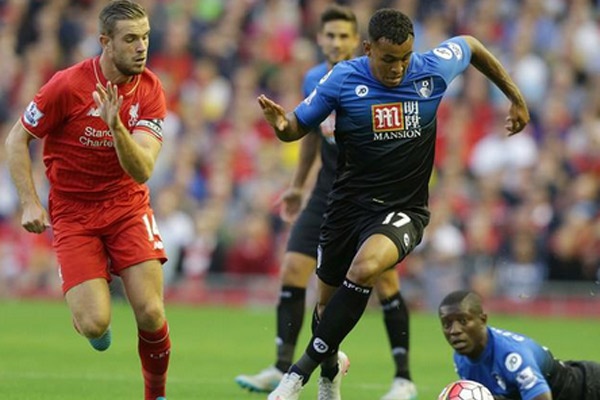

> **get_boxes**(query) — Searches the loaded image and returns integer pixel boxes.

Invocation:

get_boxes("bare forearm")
[111,121,154,183]
[275,112,310,142]
[463,35,526,106]
[5,131,41,206]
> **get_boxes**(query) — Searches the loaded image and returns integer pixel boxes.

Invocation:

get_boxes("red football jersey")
[20,57,166,202]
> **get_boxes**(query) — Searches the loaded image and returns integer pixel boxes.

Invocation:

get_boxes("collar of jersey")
[92,56,141,97]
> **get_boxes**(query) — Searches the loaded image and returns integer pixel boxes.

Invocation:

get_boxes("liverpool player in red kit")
[5,2,170,399]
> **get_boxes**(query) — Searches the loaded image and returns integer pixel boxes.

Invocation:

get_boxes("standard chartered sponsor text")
[80,126,114,147]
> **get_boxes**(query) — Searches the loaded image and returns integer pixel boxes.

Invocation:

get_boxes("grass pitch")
[0,299,598,399]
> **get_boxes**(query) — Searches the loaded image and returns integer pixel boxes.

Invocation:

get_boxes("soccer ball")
[438,379,494,400]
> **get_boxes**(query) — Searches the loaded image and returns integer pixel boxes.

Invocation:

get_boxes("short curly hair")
[368,8,414,45]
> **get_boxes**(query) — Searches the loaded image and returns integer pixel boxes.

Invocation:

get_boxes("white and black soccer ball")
[438,379,494,400]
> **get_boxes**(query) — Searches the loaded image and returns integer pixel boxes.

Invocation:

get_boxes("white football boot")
[380,377,418,400]
[317,351,350,400]
[267,372,304,400]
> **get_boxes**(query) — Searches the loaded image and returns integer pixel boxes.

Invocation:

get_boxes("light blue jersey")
[454,327,557,400]
[294,37,471,215]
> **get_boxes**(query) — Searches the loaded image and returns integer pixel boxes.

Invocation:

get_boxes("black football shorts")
[556,361,600,400]
[286,193,329,257]
[316,200,425,287]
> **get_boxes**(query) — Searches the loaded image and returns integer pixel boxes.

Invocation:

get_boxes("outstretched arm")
[462,35,530,136]
[257,94,310,142]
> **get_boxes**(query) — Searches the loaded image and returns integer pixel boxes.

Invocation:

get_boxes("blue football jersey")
[294,36,471,216]
[454,327,556,400]
[302,62,338,197]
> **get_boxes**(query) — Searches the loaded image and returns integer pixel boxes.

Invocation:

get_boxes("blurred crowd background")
[0,0,599,311]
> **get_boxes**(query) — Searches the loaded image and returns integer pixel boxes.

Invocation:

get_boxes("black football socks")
[381,292,411,380]
[275,286,306,372]
[302,279,372,372]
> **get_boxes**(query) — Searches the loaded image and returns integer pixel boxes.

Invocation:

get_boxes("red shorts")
[49,188,168,293]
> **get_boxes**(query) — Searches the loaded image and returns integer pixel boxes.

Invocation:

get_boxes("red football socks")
[138,321,171,400]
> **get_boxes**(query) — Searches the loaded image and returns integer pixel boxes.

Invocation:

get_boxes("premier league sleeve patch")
[516,366,538,390]
[447,42,463,60]
[433,46,453,60]
[23,101,44,127]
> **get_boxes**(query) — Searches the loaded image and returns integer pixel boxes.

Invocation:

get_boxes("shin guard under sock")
[138,322,171,400]
[304,279,371,366]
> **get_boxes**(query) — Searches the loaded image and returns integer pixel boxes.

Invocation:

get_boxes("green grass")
[0,299,599,399]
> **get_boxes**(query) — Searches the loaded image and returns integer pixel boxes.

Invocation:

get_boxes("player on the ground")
[258,8,529,400]
[439,290,600,400]
[235,5,416,400]
[5,1,170,399]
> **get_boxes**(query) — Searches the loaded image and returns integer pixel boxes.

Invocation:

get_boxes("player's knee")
[76,316,110,339]
[281,255,314,286]
[347,259,380,286]
[134,301,165,329]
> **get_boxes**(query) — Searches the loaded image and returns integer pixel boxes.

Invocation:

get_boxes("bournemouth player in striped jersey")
[259,8,529,400]
[235,5,416,400]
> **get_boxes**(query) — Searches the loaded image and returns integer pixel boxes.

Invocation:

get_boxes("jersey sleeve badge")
[516,366,538,390]
[23,101,44,127]
[433,46,453,60]
[447,42,463,60]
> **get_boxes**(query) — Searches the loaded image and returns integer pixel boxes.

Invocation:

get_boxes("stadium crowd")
[0,0,599,308]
